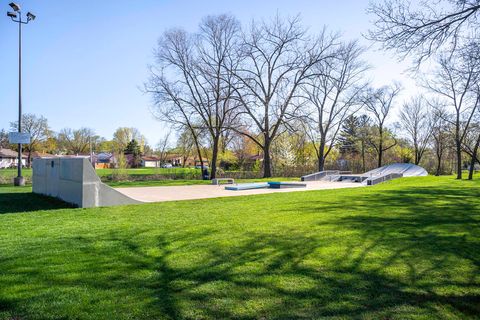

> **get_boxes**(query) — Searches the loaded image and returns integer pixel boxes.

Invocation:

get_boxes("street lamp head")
[7,11,17,18]
[26,11,35,21]
[9,2,21,12]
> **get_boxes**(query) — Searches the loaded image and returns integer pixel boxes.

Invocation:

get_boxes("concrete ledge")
[267,182,307,189]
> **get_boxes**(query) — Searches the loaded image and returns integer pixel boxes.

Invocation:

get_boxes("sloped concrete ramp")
[33,158,141,208]
[363,163,428,177]
[301,163,428,185]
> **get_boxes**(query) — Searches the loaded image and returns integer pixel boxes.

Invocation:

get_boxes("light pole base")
[14,176,25,186]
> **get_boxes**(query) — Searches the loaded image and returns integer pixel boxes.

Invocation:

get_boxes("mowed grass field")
[0,176,479,319]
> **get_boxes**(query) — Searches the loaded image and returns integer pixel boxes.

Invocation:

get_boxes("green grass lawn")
[1,176,480,319]
[0,169,32,184]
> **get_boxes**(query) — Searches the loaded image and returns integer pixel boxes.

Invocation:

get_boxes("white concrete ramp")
[363,163,428,177]
[33,158,141,208]
[301,163,428,186]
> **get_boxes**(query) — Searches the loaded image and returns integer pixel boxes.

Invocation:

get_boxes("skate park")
[32,157,428,207]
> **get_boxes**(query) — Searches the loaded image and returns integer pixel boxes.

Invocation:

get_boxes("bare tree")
[10,114,51,167]
[300,40,368,171]
[231,15,334,177]
[368,0,480,66]
[428,102,452,176]
[424,52,480,179]
[461,87,480,179]
[175,128,196,167]
[468,135,480,179]
[399,95,433,165]
[113,127,146,153]
[156,131,171,165]
[363,83,402,167]
[147,14,241,179]
[0,129,9,148]
[57,128,95,155]
[147,65,207,173]
[463,122,480,179]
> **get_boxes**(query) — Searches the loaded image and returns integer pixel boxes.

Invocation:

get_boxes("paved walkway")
[115,181,362,203]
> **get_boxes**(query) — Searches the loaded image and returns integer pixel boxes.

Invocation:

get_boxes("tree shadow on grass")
[4,226,479,319]
[147,232,480,319]
[0,192,73,214]
[1,183,480,318]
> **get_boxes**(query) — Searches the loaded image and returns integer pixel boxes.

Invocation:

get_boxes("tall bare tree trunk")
[468,134,480,180]
[263,139,272,178]
[435,149,443,176]
[378,127,383,168]
[191,134,204,177]
[456,138,462,179]
[318,140,326,172]
[361,141,366,173]
[414,142,420,165]
[210,135,220,179]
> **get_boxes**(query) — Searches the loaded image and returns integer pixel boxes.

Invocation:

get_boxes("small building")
[94,152,116,169]
[164,154,209,167]
[141,156,161,168]
[165,154,183,166]
[0,148,27,169]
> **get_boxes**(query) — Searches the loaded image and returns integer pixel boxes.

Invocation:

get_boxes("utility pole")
[7,2,36,186]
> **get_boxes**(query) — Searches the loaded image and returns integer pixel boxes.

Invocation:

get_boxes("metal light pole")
[7,3,35,186]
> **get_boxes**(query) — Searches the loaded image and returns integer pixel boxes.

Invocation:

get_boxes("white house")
[141,156,161,168]
[0,148,26,169]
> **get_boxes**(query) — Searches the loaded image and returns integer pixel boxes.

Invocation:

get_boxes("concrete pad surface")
[115,181,362,203]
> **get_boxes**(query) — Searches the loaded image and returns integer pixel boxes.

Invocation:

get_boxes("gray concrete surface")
[33,158,140,208]
[115,181,362,203]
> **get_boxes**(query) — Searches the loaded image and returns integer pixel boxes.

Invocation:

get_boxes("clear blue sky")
[0,0,414,146]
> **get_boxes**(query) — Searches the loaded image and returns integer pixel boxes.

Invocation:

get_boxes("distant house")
[94,152,115,169]
[164,154,183,166]
[0,148,27,169]
[141,156,161,168]
[164,154,209,167]
[232,153,263,170]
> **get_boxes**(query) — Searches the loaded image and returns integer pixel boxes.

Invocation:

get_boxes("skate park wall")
[32,158,141,208]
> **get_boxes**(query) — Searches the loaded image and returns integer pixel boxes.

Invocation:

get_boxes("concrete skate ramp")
[364,163,428,178]
[33,158,141,208]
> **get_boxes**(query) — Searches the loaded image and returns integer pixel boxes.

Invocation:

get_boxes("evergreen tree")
[125,139,142,168]
[337,115,360,156]
[337,114,372,172]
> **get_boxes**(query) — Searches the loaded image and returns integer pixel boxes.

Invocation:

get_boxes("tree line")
[3,2,480,180]
[0,120,151,167]
[146,6,480,179]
